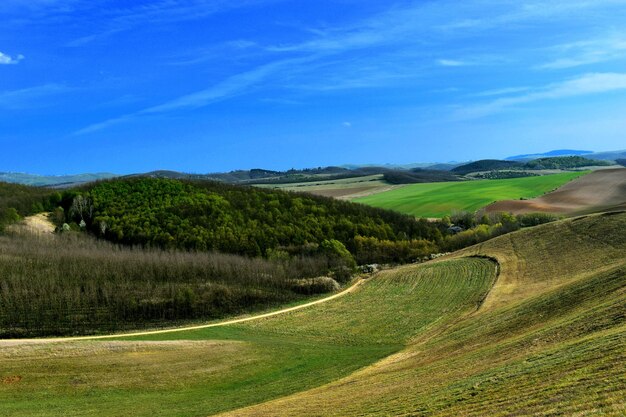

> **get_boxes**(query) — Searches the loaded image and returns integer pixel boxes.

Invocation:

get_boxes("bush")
[290,277,340,295]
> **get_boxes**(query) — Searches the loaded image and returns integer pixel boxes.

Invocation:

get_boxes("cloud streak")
[72,1,626,134]
[455,72,626,119]
[66,0,283,47]
[0,84,68,109]
[74,56,313,135]
[538,36,626,69]
[437,59,469,67]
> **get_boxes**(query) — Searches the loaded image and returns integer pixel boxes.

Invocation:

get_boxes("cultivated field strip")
[355,171,586,218]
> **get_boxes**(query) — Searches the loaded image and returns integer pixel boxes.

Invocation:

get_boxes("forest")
[62,177,445,258]
[0,231,351,337]
[0,177,558,336]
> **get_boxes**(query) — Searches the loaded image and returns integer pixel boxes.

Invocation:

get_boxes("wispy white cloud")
[455,72,626,119]
[472,86,531,97]
[66,0,283,47]
[74,56,313,135]
[0,51,24,64]
[0,84,67,109]
[342,121,352,128]
[267,1,626,55]
[437,59,468,67]
[71,0,626,134]
[538,36,626,69]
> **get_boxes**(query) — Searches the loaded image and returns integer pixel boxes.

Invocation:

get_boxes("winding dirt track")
[485,168,626,215]
[0,279,364,346]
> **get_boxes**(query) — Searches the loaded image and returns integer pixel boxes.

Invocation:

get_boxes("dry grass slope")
[0,258,496,416]
[221,212,626,416]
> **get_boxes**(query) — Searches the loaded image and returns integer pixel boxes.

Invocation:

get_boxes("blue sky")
[1,0,626,174]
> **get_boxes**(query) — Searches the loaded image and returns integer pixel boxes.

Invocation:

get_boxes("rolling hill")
[1,212,624,416]
[451,159,524,175]
[222,211,626,416]
[505,149,593,160]
[452,156,613,176]
[75,177,442,256]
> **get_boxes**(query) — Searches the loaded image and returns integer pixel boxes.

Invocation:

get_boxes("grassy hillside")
[355,171,586,218]
[2,213,624,416]
[0,257,497,416]
[222,212,626,416]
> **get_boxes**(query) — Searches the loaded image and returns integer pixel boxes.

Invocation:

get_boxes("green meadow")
[355,171,587,218]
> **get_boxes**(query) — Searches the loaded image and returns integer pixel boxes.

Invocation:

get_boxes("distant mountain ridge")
[505,149,593,161]
[0,172,117,187]
[2,148,623,187]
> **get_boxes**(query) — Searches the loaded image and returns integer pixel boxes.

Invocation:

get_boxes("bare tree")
[70,195,94,223]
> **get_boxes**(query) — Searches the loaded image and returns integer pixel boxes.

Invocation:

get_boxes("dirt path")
[0,279,365,346]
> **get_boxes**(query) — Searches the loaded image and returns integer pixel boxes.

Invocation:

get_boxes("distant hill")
[426,163,464,171]
[132,166,460,186]
[505,149,592,161]
[0,172,117,187]
[452,156,614,175]
[451,159,523,175]
[586,149,626,161]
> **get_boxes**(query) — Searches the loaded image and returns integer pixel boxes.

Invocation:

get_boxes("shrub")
[290,277,340,295]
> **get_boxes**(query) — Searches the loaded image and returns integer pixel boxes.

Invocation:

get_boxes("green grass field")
[354,171,587,218]
[1,212,624,416]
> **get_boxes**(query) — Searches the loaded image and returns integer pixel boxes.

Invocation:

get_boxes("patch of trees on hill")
[523,156,611,170]
[471,171,539,180]
[382,169,460,184]
[451,160,524,175]
[452,156,613,175]
[65,178,444,259]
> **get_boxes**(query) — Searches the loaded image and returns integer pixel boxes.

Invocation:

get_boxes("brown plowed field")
[484,168,626,215]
